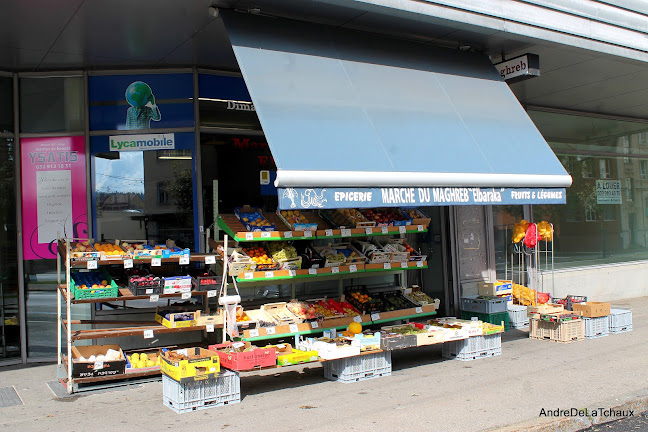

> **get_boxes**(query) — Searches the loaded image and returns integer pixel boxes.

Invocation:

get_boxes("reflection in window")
[20,76,84,133]
[599,159,611,179]
[492,205,524,280]
[581,158,593,178]
[625,178,634,202]
[641,160,647,179]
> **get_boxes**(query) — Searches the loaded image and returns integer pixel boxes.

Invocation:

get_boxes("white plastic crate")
[442,334,502,361]
[508,304,529,328]
[323,351,391,383]
[609,309,632,333]
[583,316,609,339]
[163,370,240,413]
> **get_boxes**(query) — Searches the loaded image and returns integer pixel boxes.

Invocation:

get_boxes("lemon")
[131,353,140,363]
[146,360,155,367]
[136,360,146,369]
[140,353,149,362]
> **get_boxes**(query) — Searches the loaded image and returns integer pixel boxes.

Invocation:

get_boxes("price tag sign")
[265,327,276,335]
[86,260,98,270]
[325,229,333,237]
[181,292,191,300]
[261,232,271,238]
[416,261,424,268]
[151,258,162,267]
[417,225,424,232]
[341,229,351,237]
[288,270,296,277]
[308,268,317,275]
[206,324,215,332]
[401,262,408,269]
[123,259,133,269]
[179,256,190,265]
[371,313,381,321]
[289,324,299,333]
[353,316,362,323]
[93,360,104,370]
[248,329,259,338]
[310,321,319,329]
[383,262,392,270]
[303,231,313,238]
[143,330,154,339]
[399,226,407,234]
[205,255,216,264]
[381,227,389,234]
[349,264,357,273]
[284,231,293,239]
[365,227,373,235]
[415,307,423,314]
[331,267,340,274]
[244,272,254,280]
[149,295,159,302]
[404,288,412,294]
[245,232,254,241]
[264,271,275,278]
[207,290,217,298]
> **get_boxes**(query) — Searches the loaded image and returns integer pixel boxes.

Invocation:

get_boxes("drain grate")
[0,386,23,408]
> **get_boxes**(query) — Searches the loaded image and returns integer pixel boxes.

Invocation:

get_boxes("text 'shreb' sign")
[278,187,566,210]
[109,133,175,152]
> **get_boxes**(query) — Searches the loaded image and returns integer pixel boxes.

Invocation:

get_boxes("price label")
[86,260,98,270]
[341,229,351,237]
[365,227,373,235]
[264,271,275,278]
[179,256,190,265]
[399,226,406,234]
[143,330,154,339]
[471,316,479,321]
[353,316,362,323]
[181,292,191,300]
[284,231,293,238]
[325,229,333,237]
[381,227,388,234]
[289,324,299,333]
[123,259,133,269]
[245,232,254,241]
[349,264,357,273]
[383,262,392,270]
[248,329,260,338]
[146,288,153,295]
[303,231,312,238]
[404,288,412,295]
[207,290,217,298]
[308,268,317,275]
[371,313,381,321]
[205,255,216,264]
[244,272,254,280]
[265,327,276,335]
[416,261,424,268]
[151,258,162,267]
[288,270,296,277]
[93,360,104,370]
[331,267,340,274]
[417,225,424,232]
[149,295,159,302]
[415,307,423,314]
[401,262,408,269]
[310,321,319,329]
[206,324,215,332]
[261,232,271,238]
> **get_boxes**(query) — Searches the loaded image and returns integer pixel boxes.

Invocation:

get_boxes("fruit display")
[70,271,114,291]
[236,307,251,322]
[127,352,159,369]
[512,219,553,244]
[316,247,346,266]
[311,301,338,318]
[404,290,437,306]
[263,302,300,324]
[93,242,127,257]
[354,240,390,264]
[242,246,274,265]
[128,274,163,294]
[70,240,94,253]
[361,208,410,226]
[278,210,317,231]
[402,208,430,225]
[316,244,365,266]
[287,300,321,320]
[193,272,221,289]
[68,240,99,260]
[235,206,275,231]
[339,301,360,317]
[267,242,298,261]
[118,242,163,258]
[381,291,417,311]
[512,282,540,306]
[348,322,362,334]
[323,209,373,228]
[346,289,383,313]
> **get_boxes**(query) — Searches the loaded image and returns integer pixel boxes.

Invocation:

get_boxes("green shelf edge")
[235,265,426,283]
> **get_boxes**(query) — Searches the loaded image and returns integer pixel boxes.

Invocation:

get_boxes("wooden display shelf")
[70,323,214,341]
[66,253,221,269]
[57,285,214,304]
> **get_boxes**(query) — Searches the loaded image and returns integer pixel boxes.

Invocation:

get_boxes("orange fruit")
[348,322,362,334]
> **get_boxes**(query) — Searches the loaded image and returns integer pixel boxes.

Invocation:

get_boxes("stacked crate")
[460,291,509,331]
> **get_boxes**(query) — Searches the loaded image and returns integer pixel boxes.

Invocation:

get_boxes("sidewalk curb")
[486,395,648,432]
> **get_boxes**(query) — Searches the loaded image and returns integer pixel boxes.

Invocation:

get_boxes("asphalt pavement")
[0,296,646,432]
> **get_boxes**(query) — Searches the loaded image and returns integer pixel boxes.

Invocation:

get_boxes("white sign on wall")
[36,170,72,243]
[596,179,622,204]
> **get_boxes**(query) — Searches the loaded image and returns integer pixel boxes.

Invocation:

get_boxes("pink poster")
[21,136,88,260]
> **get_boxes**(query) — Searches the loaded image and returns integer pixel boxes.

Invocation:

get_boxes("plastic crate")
[323,351,392,383]
[529,318,584,343]
[508,304,529,328]
[583,316,609,339]
[442,334,502,361]
[609,309,632,333]
[551,295,587,311]
[460,296,508,314]
[460,311,510,331]
[162,370,240,413]
[69,269,119,300]
[128,274,163,295]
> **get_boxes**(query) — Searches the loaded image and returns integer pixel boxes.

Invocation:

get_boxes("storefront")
[1,1,648,366]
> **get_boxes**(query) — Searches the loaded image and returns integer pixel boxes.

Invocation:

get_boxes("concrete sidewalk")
[0,297,646,432]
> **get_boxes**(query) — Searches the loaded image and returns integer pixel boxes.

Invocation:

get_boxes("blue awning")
[222,12,572,191]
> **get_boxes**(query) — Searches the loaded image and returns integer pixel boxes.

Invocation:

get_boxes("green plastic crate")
[69,269,119,300]
[460,311,510,331]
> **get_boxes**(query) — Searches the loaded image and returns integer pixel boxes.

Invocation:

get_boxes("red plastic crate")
[209,343,276,371]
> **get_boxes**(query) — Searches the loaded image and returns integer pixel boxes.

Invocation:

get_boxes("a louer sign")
[109,133,175,151]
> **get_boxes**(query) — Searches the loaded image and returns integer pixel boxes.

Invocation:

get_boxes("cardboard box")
[297,338,361,360]
[270,343,319,366]
[353,332,381,351]
[155,309,197,328]
[479,280,513,296]
[125,349,160,372]
[163,276,192,294]
[572,302,611,318]
[160,347,220,383]
[71,345,126,378]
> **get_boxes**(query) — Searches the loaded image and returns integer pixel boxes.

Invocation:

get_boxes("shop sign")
[596,179,622,204]
[109,133,175,152]
[493,54,540,83]
[278,187,566,209]
[21,136,88,260]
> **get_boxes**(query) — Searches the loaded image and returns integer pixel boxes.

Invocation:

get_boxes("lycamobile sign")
[109,133,175,152]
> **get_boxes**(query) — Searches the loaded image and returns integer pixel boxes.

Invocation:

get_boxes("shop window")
[0,76,13,133]
[20,76,84,133]
[157,182,170,204]
[599,159,612,179]
[157,149,192,160]
[584,203,597,222]
[621,136,630,164]
[625,178,634,202]
[640,160,647,179]
[603,206,617,221]
[581,159,594,178]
